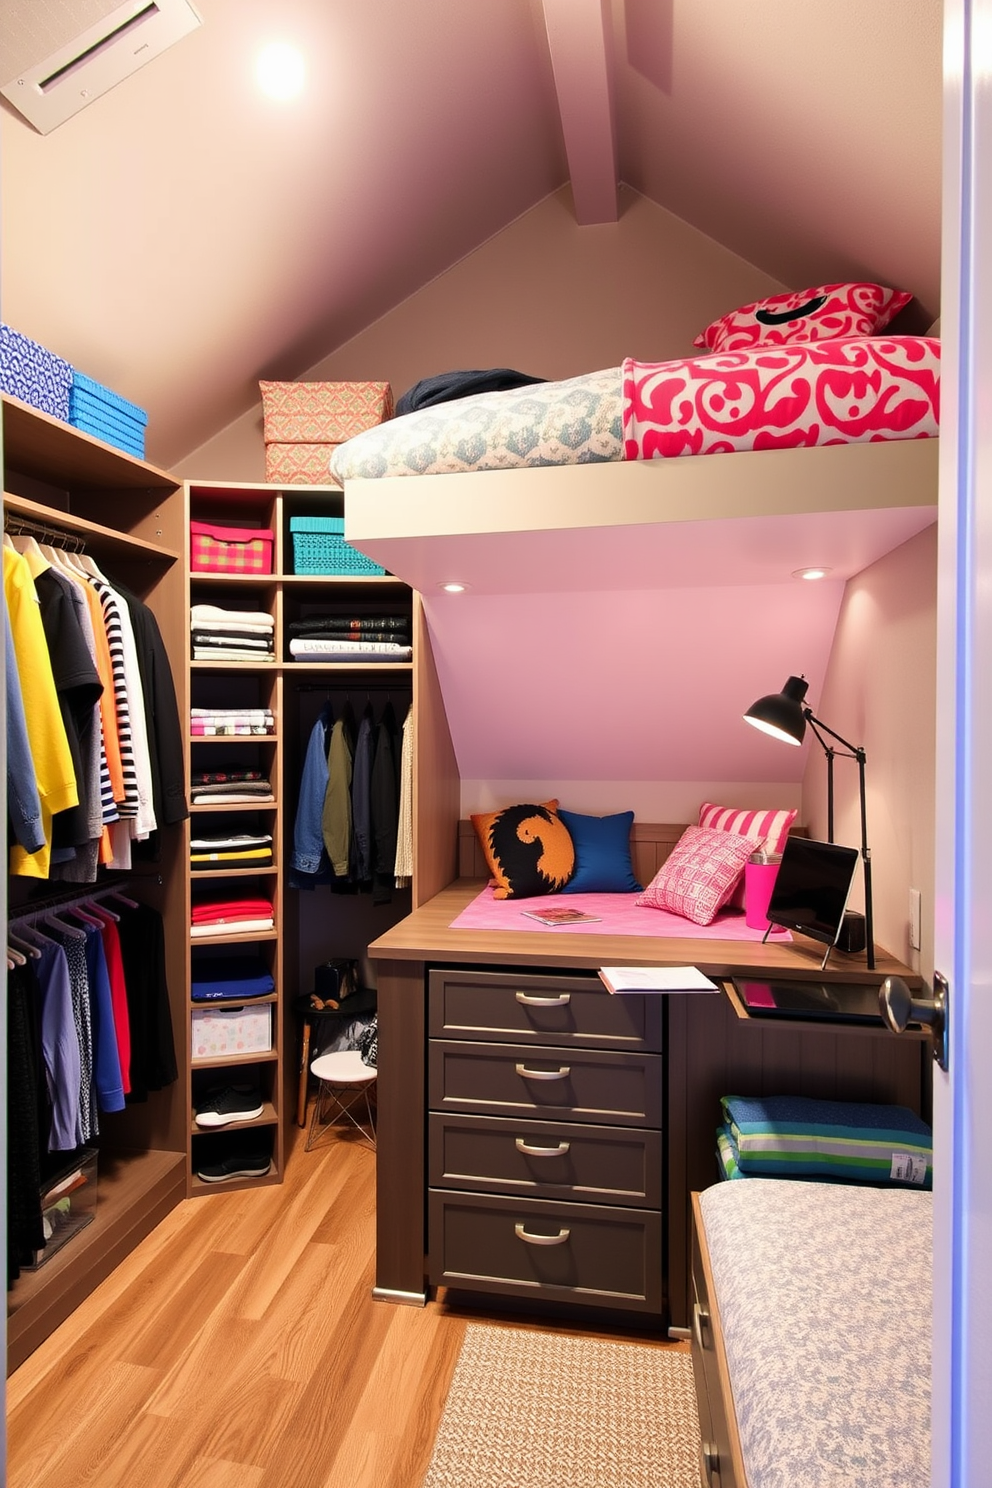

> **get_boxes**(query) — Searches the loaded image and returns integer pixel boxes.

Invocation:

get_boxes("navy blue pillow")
[557,809,642,894]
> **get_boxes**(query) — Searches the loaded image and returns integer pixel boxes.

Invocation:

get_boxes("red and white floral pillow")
[693,282,912,354]
[698,801,798,909]
[635,825,758,927]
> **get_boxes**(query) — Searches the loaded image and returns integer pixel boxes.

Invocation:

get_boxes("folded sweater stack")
[190,897,274,937]
[287,613,411,663]
[191,604,275,663]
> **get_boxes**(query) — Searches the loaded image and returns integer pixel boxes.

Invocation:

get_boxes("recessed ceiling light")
[439,581,468,593]
[792,566,832,581]
[256,42,306,100]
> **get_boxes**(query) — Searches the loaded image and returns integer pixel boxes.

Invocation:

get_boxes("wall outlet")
[909,888,922,951]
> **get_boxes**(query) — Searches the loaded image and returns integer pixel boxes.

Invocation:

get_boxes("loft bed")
[337,339,940,924]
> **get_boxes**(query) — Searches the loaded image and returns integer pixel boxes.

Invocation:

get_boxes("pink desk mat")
[449,885,792,940]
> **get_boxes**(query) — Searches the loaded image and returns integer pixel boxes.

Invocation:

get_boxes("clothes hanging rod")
[5,513,85,551]
[7,882,137,927]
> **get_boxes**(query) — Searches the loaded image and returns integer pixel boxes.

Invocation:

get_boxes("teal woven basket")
[288,515,386,576]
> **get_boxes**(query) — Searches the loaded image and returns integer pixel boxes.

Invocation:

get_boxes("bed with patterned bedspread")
[695,1179,931,1488]
[329,336,940,483]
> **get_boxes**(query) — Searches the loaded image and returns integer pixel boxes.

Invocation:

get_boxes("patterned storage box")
[289,514,386,576]
[265,441,342,487]
[69,371,147,458]
[190,520,274,575]
[0,324,72,420]
[191,1004,273,1060]
[259,380,394,443]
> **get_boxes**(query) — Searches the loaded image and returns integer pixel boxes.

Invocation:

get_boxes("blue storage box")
[0,324,72,420]
[289,515,386,576]
[69,370,147,458]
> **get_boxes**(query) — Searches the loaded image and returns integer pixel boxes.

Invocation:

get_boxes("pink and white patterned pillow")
[635,826,757,927]
[698,802,798,909]
[693,282,912,353]
[622,337,940,461]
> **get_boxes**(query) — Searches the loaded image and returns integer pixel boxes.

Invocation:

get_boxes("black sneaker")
[194,1083,263,1128]
[196,1150,272,1183]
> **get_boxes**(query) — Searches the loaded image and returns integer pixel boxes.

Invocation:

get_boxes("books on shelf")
[597,965,720,995]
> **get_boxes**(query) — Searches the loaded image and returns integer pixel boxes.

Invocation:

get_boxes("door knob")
[879,972,949,1071]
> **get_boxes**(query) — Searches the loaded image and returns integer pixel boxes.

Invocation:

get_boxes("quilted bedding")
[699,1179,931,1488]
[328,336,939,482]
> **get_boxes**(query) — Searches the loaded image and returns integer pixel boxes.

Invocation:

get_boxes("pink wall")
[175,185,784,477]
[801,523,938,974]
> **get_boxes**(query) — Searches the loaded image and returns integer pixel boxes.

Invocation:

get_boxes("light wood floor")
[6,1123,683,1488]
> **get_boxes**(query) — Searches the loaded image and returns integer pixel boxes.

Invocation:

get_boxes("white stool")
[305,1048,377,1151]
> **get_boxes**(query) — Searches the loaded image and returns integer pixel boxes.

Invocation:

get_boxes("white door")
[932,3,992,1483]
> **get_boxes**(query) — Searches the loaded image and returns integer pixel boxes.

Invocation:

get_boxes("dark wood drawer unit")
[428,1112,663,1208]
[428,968,663,1051]
[425,966,666,1321]
[429,1190,664,1314]
[428,1039,663,1127]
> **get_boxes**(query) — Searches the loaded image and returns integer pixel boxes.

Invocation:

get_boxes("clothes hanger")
[7,931,42,959]
[7,944,26,967]
[96,888,138,910]
[42,913,87,940]
[65,904,105,928]
[9,533,50,568]
[82,896,119,922]
[3,531,16,550]
[14,922,57,949]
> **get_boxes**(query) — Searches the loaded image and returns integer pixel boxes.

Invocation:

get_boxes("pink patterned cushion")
[622,337,940,460]
[693,282,911,353]
[635,826,757,927]
[698,801,798,909]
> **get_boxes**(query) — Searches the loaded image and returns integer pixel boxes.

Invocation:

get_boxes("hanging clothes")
[322,709,355,879]
[5,606,44,855]
[394,703,415,887]
[4,546,79,878]
[370,701,400,903]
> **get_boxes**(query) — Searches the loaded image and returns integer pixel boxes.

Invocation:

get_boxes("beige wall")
[801,523,938,976]
[175,185,784,479]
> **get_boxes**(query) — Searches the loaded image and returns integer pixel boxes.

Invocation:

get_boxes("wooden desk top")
[368,879,922,986]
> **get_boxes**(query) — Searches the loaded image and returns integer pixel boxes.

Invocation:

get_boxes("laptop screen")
[764,836,860,947]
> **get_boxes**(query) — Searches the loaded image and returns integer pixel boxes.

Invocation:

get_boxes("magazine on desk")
[520,906,603,926]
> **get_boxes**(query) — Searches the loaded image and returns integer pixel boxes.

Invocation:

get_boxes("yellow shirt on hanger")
[4,544,79,877]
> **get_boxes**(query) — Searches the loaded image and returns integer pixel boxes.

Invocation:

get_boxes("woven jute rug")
[421,1323,701,1488]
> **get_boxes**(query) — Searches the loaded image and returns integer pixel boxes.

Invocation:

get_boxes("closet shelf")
[280,573,407,587]
[192,1049,279,1070]
[286,661,413,673]
[189,660,278,670]
[189,1100,278,1137]
[3,491,180,564]
[189,800,278,813]
[190,866,278,880]
[188,928,279,945]
[2,394,176,492]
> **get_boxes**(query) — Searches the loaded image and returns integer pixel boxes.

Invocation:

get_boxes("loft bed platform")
[343,438,939,596]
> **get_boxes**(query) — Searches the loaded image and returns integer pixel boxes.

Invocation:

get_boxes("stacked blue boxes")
[0,324,72,420]
[69,371,148,458]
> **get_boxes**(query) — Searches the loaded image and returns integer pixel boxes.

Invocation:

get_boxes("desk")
[368,879,930,1328]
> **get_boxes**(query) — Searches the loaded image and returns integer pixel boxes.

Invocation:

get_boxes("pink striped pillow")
[636,826,756,927]
[697,801,798,909]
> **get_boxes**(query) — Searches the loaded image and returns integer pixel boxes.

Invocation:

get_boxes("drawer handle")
[515,991,571,1006]
[515,1138,571,1157]
[693,1300,710,1351]
[514,1223,571,1246]
[515,1063,571,1081]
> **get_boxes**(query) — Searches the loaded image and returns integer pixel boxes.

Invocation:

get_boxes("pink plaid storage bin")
[190,521,274,575]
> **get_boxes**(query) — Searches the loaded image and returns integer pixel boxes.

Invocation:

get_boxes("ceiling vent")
[0,0,202,135]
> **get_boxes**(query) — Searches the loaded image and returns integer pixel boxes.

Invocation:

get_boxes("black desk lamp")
[743,674,875,970]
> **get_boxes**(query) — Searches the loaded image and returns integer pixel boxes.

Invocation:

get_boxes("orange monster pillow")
[470,800,576,900]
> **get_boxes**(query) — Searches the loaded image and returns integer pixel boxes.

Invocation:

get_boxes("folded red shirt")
[191,898,272,922]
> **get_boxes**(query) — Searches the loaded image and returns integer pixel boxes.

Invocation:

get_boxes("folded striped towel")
[720,1094,933,1188]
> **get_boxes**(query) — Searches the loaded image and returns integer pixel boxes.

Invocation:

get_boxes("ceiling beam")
[540,0,618,225]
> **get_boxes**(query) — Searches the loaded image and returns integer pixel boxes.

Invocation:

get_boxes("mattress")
[329,337,939,482]
[329,366,623,480]
[698,1179,931,1488]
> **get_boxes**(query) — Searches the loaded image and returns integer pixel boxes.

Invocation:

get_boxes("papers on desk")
[598,965,720,995]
